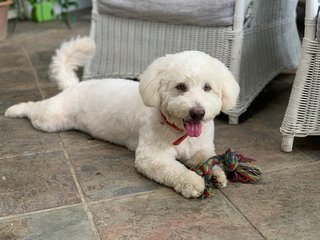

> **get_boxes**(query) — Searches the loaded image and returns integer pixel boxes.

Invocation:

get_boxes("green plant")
[27,0,79,26]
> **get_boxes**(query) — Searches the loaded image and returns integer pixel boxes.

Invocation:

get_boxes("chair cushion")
[98,0,236,27]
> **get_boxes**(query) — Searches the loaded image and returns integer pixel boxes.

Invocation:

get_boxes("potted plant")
[0,0,12,41]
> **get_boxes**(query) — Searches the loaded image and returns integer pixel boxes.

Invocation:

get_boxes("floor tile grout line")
[0,203,83,222]
[59,134,102,240]
[262,160,320,174]
[219,189,267,240]
[6,45,101,239]
[0,148,64,161]
[85,189,166,206]
[0,132,109,161]
[0,142,106,161]
[83,160,320,206]
[59,143,107,151]
[21,45,46,100]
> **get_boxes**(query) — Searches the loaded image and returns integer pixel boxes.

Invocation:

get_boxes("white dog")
[5,37,240,198]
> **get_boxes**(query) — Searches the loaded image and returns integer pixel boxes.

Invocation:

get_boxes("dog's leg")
[5,94,74,133]
[211,165,228,188]
[135,147,205,198]
[185,147,228,189]
[195,149,228,188]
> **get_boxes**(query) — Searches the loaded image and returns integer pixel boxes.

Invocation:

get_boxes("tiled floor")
[0,10,319,240]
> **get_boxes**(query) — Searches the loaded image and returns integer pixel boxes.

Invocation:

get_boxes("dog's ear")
[220,69,240,113]
[138,62,163,107]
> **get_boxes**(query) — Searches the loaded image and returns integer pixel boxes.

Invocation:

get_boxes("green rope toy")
[190,148,262,199]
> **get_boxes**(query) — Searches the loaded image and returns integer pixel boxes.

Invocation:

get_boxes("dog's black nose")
[189,107,205,121]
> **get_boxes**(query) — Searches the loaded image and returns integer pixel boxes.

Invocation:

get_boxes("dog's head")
[139,51,240,137]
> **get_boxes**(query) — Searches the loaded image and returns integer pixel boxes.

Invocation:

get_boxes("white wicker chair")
[84,0,301,124]
[280,0,320,152]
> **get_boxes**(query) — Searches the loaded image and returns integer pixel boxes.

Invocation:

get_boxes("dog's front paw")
[174,170,205,198]
[212,165,228,188]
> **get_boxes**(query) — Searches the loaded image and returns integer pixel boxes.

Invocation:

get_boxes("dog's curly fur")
[5,37,240,198]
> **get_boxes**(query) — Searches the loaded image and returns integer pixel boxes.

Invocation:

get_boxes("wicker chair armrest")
[303,0,319,40]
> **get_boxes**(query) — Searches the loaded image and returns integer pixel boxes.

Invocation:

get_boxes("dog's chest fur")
[143,116,215,166]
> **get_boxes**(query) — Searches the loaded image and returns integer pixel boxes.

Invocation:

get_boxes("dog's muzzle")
[184,106,205,138]
[189,107,205,121]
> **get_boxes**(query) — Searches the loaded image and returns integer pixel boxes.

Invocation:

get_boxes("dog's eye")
[175,83,188,92]
[203,84,212,92]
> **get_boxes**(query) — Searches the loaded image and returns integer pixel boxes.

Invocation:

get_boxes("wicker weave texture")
[232,16,300,116]
[280,0,320,152]
[281,39,320,136]
[85,14,233,79]
[84,0,300,122]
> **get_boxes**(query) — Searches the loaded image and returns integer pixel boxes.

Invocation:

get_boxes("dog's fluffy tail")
[49,36,96,90]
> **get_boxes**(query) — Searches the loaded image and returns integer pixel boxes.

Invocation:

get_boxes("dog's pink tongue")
[185,121,203,137]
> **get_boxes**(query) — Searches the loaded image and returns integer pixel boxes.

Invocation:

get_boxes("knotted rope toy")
[190,148,262,199]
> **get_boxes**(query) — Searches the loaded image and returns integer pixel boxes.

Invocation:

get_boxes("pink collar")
[160,111,188,145]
